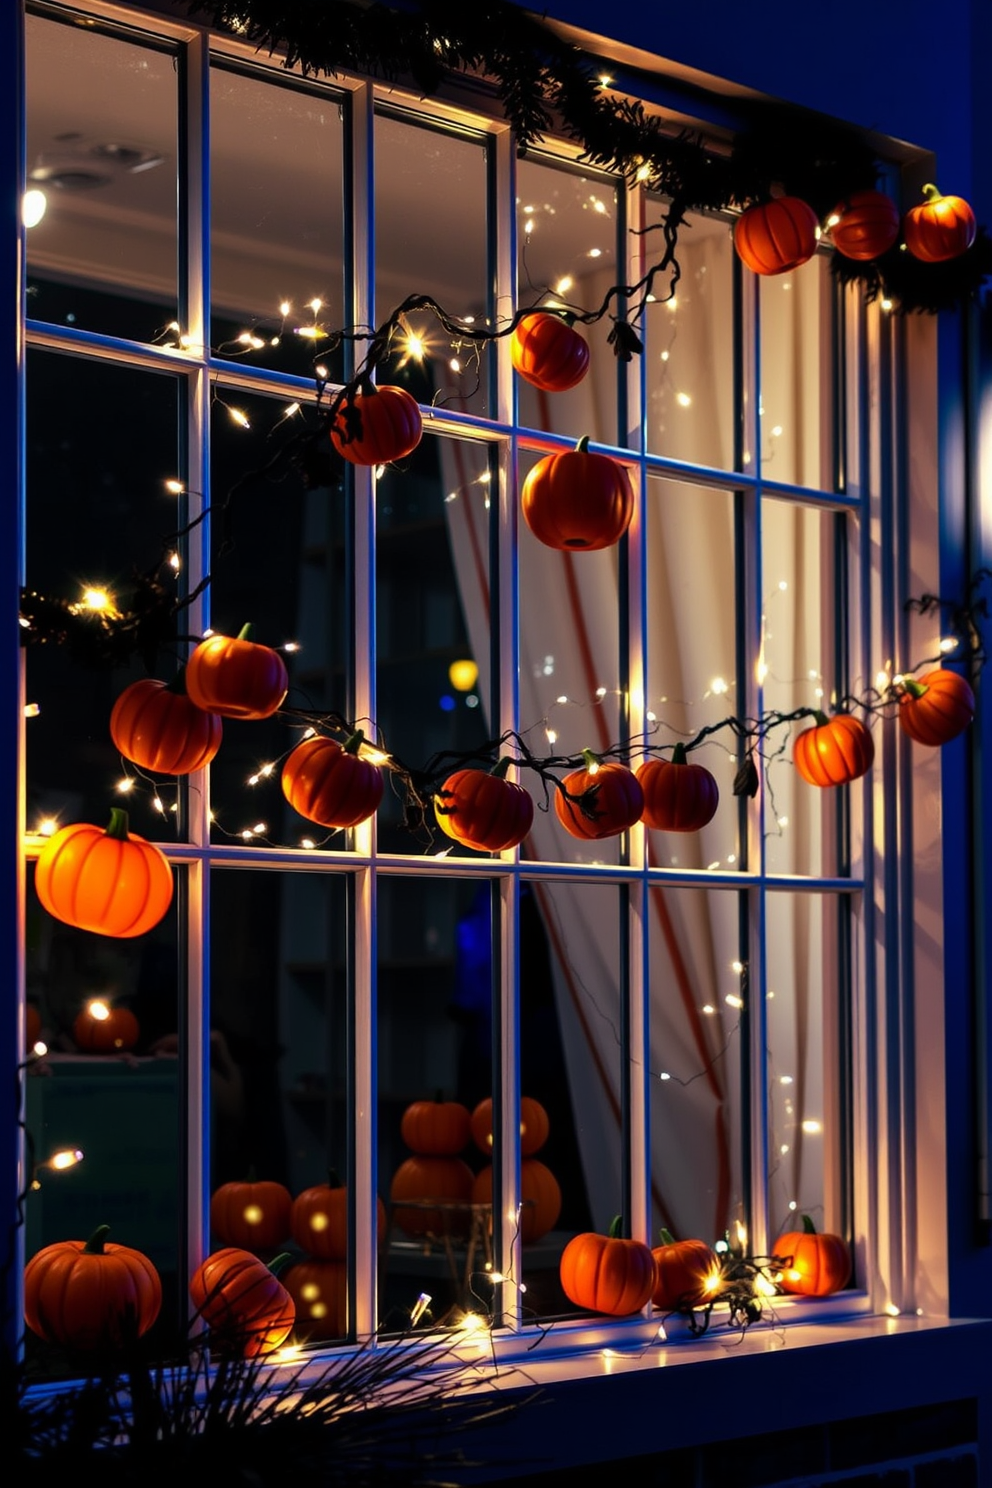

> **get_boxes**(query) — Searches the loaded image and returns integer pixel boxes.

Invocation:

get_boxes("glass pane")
[644,477,741,871]
[765,892,851,1271]
[518,449,625,866]
[24,351,181,832]
[378,875,493,1330]
[207,389,348,848]
[211,67,346,383]
[209,869,352,1346]
[648,886,745,1250]
[375,114,491,417]
[759,253,831,489]
[761,499,846,877]
[644,208,736,469]
[528,881,620,1319]
[25,862,183,1374]
[25,14,178,342]
[375,433,492,856]
[515,157,621,445]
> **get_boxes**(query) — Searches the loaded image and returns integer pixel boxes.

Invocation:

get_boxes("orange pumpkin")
[555,752,644,840]
[185,624,288,721]
[651,1229,721,1311]
[471,1159,561,1243]
[400,1097,471,1155]
[289,1174,386,1260]
[210,1175,292,1251]
[793,711,874,788]
[283,1259,347,1341]
[636,744,719,832]
[559,1217,656,1317]
[73,1002,140,1053]
[510,312,590,392]
[35,809,174,939]
[282,730,384,829]
[189,1247,295,1357]
[329,382,422,465]
[898,669,975,746]
[903,183,976,263]
[734,197,819,276]
[389,1155,474,1238]
[828,190,901,261]
[470,1095,550,1156]
[110,674,222,775]
[771,1215,851,1297]
[521,438,634,551]
[434,758,534,853]
[24,1224,162,1350]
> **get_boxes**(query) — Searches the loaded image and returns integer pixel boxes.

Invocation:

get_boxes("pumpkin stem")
[671,743,688,767]
[901,677,927,699]
[812,709,830,728]
[343,729,366,754]
[580,748,601,771]
[236,623,253,642]
[83,1224,112,1255]
[921,183,942,203]
[801,1214,818,1235]
[105,807,132,841]
[491,756,513,779]
[166,667,190,696]
[575,435,591,455]
[327,1167,342,1189]
[658,1227,676,1245]
[608,1214,624,1240]
[268,1252,293,1278]
[246,1165,257,1182]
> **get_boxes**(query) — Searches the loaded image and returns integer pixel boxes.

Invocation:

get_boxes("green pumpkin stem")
[902,678,927,699]
[671,743,688,766]
[608,1214,624,1240]
[105,808,131,841]
[268,1252,293,1278]
[581,748,601,771]
[812,709,830,728]
[575,435,591,455]
[801,1214,817,1235]
[343,729,366,754]
[236,623,253,642]
[83,1224,112,1255]
[166,667,190,696]
[921,183,942,203]
[491,756,513,779]
[658,1227,676,1245]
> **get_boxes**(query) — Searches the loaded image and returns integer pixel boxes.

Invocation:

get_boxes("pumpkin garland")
[521,437,634,552]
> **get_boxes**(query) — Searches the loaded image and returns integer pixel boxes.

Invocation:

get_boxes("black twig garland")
[185,0,991,315]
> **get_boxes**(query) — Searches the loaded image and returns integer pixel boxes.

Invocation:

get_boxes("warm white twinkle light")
[939,636,959,653]
[24,703,40,718]
[165,478,184,494]
[228,407,250,428]
[87,1000,110,1021]
[48,1148,84,1170]
[37,817,58,837]
[82,587,113,612]
[676,392,692,408]
[116,777,135,794]
[710,676,729,695]
[279,300,291,316]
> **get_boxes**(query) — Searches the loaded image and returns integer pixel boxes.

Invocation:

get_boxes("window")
[18,0,914,1376]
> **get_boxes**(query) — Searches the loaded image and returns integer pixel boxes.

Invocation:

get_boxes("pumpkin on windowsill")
[559,1216,656,1317]
[283,1258,347,1341]
[771,1215,851,1297]
[35,808,174,939]
[185,623,289,721]
[189,1247,295,1357]
[73,999,140,1053]
[289,1172,386,1260]
[25,1224,162,1350]
[651,1229,721,1312]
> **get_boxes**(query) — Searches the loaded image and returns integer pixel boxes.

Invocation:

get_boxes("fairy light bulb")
[87,1000,110,1022]
[279,300,291,317]
[165,479,184,495]
[47,1148,84,1170]
[22,189,47,227]
[228,407,250,429]
[81,587,113,613]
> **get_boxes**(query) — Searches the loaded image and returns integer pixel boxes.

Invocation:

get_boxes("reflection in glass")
[24,863,183,1373]
[25,14,178,341]
[761,500,844,877]
[765,893,849,1261]
[375,113,491,416]
[514,157,621,444]
[648,886,744,1248]
[644,208,735,468]
[525,881,618,1318]
[378,876,493,1330]
[644,477,740,870]
[25,351,180,831]
[210,870,351,1345]
[375,435,492,856]
[759,254,831,489]
[211,67,346,381]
